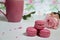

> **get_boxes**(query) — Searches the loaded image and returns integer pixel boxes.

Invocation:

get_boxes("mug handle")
[0,1,6,16]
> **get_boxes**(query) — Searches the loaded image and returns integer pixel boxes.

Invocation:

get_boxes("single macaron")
[26,27,37,36]
[34,20,46,30]
[39,29,50,38]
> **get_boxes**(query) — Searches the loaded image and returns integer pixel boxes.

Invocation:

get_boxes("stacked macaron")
[34,20,46,30]
[26,27,37,36]
[26,20,50,38]
[26,12,59,38]
[39,29,50,38]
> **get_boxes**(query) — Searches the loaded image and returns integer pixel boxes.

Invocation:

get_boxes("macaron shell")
[26,27,37,36]
[39,29,50,38]
[34,20,46,30]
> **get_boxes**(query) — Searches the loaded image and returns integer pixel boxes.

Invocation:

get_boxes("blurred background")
[0,0,60,15]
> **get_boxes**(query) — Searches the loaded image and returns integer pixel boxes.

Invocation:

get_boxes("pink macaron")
[39,29,50,38]
[26,27,37,36]
[34,20,46,30]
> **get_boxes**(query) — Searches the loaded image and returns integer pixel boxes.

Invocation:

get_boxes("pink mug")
[0,0,24,22]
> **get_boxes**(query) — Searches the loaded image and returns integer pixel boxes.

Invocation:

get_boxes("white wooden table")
[0,13,60,40]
